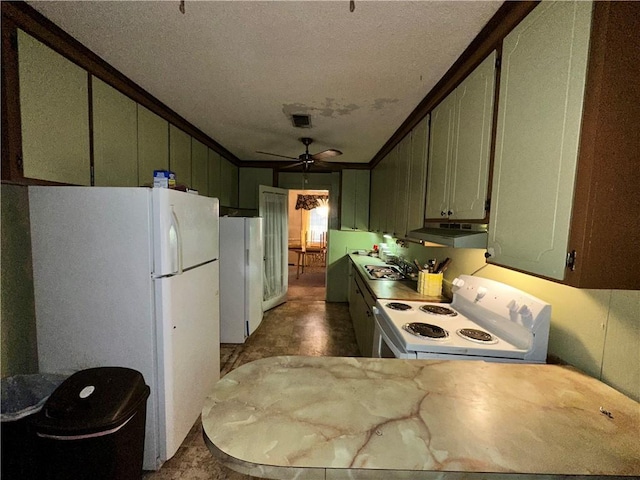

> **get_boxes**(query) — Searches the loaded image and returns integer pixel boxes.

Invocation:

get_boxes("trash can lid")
[33,367,150,436]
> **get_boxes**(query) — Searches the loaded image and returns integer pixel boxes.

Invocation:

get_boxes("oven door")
[372,307,416,359]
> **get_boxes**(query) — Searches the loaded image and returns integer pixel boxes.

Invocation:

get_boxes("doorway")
[287,189,328,301]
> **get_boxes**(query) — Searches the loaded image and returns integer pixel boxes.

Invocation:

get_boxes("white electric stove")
[372,275,551,363]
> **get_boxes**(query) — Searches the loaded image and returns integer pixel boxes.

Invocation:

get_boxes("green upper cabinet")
[208,148,222,199]
[169,125,191,188]
[341,169,370,231]
[368,164,384,233]
[239,167,274,209]
[191,138,208,196]
[220,156,238,207]
[137,105,168,185]
[382,148,398,235]
[18,30,90,185]
[406,115,429,233]
[488,1,592,280]
[92,78,137,186]
[393,135,411,238]
[425,50,496,221]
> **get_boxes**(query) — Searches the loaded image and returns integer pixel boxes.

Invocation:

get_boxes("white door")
[259,185,289,311]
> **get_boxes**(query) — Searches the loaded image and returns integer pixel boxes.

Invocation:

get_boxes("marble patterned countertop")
[202,356,640,479]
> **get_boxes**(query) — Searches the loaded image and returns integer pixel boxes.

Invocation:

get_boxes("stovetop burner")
[386,302,412,311]
[419,305,458,317]
[456,328,498,344]
[403,322,449,340]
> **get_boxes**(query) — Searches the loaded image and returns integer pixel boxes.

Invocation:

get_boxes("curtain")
[295,194,328,210]
[262,191,287,303]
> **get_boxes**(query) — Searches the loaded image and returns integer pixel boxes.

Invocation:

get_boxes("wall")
[1,185,39,377]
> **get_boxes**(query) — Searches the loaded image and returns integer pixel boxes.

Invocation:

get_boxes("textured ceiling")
[28,0,502,165]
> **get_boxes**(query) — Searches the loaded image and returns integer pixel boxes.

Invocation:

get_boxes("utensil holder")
[418,272,443,297]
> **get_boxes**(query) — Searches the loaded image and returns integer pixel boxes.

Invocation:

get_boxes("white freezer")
[219,217,264,343]
[28,186,220,470]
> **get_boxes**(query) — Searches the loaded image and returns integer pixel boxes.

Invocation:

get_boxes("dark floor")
[143,266,360,479]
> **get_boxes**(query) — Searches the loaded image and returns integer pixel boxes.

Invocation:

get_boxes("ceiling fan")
[256,137,342,171]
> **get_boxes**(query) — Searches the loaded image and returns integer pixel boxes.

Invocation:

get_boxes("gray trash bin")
[1,373,68,479]
[31,366,150,480]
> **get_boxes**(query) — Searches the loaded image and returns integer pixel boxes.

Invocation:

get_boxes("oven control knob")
[507,299,520,312]
[476,286,488,300]
[518,304,531,317]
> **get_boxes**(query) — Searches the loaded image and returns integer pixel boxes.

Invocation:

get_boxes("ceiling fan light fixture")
[292,114,311,128]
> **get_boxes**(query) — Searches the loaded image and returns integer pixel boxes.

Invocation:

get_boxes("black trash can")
[31,367,150,480]
[1,373,68,479]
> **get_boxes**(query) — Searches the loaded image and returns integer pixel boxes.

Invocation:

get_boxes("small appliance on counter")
[373,275,551,362]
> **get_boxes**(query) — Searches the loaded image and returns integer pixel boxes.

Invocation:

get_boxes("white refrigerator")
[219,217,264,343]
[28,186,220,470]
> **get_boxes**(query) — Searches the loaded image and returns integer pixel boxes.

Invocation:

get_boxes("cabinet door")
[18,30,90,185]
[383,148,398,235]
[239,167,274,209]
[407,115,429,232]
[92,78,137,186]
[425,93,455,219]
[341,170,370,230]
[191,138,208,196]
[393,135,411,238]
[341,169,358,229]
[354,170,370,231]
[369,164,384,233]
[137,105,169,185]
[449,51,495,220]
[488,1,592,280]
[208,148,221,199]
[220,156,238,207]
[169,125,191,188]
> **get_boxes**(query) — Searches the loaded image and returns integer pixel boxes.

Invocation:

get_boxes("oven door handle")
[373,308,412,359]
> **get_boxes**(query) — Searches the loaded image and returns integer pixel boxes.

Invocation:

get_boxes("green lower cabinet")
[92,78,138,186]
[137,105,169,186]
[18,30,90,185]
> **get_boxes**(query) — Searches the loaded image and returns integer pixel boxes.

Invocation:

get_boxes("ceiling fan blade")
[280,161,306,170]
[311,149,342,161]
[256,150,298,160]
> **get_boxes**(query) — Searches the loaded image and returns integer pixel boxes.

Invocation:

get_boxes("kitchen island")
[202,356,639,479]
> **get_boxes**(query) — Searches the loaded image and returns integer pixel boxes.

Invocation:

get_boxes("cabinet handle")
[447,210,453,216]
[366,310,372,317]
[440,211,447,216]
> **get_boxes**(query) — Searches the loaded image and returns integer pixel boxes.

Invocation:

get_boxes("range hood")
[408,223,488,249]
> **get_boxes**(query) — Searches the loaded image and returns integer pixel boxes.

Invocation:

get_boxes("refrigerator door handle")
[170,206,184,275]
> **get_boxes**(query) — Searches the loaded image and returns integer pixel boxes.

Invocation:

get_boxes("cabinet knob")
[447,210,453,216]
[440,211,447,216]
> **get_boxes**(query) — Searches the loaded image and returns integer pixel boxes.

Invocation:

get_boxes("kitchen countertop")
[202,356,640,479]
[348,253,449,302]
